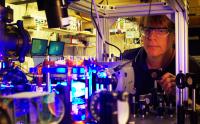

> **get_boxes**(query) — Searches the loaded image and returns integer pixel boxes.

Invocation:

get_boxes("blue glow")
[72,104,86,121]
[97,71,107,78]
[72,97,85,105]
[96,83,100,90]
[0,84,14,88]
[104,65,109,68]
[81,114,86,120]
[92,69,97,73]
[42,67,49,73]
[71,81,85,98]
[42,67,67,74]
[56,68,67,73]
[80,68,85,74]
[52,88,60,94]
[72,68,78,74]
[72,67,85,75]
[102,72,107,78]
[29,67,37,73]
[61,82,67,86]
[80,76,85,80]
[2,62,5,69]
[14,99,29,117]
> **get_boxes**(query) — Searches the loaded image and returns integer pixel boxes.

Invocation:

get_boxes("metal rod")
[46,56,51,92]
[192,89,196,111]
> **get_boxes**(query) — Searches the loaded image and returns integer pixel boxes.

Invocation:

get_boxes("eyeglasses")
[143,27,174,36]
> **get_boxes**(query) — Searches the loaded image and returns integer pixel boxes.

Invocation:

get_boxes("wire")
[24,73,34,78]
[91,0,104,40]
[113,60,132,72]
[35,62,43,68]
[148,0,152,16]
[48,32,54,45]
[98,0,104,4]
[98,0,108,5]
[91,0,102,39]
[14,64,34,78]
[105,40,122,57]
[15,63,27,72]
[24,3,29,16]
[106,0,108,5]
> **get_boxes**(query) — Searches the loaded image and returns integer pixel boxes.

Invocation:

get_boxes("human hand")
[158,72,176,94]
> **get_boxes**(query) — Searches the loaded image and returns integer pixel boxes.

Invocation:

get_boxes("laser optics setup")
[1,0,200,124]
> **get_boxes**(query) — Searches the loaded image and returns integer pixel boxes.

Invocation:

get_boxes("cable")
[91,0,103,40]
[113,60,132,72]
[15,63,28,73]
[98,0,104,4]
[105,40,122,59]
[35,62,43,68]
[14,64,35,78]
[24,3,29,16]
[91,2,99,37]
[148,0,152,16]
[97,0,108,5]
[48,32,54,45]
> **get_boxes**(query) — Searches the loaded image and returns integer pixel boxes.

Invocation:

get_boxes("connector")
[99,5,116,10]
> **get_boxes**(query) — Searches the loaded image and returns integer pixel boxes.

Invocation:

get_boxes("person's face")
[142,19,175,58]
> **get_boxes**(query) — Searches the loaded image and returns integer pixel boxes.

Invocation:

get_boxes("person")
[122,15,200,100]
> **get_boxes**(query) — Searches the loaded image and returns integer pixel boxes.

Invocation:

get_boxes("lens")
[38,94,65,124]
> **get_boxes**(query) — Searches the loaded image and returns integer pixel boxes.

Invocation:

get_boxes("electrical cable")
[91,0,104,40]
[97,0,108,5]
[14,64,35,78]
[24,3,29,16]
[34,62,43,68]
[98,0,104,4]
[15,63,28,73]
[90,0,102,39]
[48,32,55,45]
[148,0,152,16]
[105,40,122,57]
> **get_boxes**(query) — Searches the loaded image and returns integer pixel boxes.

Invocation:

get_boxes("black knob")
[176,71,186,89]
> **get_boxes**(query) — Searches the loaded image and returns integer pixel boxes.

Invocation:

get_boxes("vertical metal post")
[175,2,189,123]
[96,18,108,61]
[175,11,189,105]
[46,56,51,92]
[184,11,189,101]
[96,18,116,61]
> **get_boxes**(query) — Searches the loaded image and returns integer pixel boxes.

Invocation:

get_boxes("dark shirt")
[123,47,200,98]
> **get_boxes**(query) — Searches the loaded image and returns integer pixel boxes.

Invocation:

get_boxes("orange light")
[73,121,85,124]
